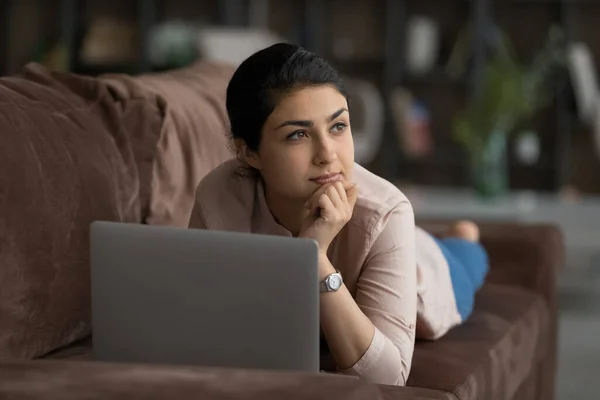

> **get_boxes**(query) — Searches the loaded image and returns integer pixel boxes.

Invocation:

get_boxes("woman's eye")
[287,131,307,140]
[332,122,347,133]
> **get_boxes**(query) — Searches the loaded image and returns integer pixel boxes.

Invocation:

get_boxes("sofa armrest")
[417,220,563,400]
[417,220,564,308]
[0,360,450,400]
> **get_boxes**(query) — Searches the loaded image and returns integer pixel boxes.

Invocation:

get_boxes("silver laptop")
[90,221,320,373]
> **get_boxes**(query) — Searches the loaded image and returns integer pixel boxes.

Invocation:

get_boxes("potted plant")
[447,25,567,199]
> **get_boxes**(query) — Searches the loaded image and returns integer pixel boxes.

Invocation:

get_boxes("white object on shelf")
[568,42,600,158]
[148,21,200,67]
[197,27,285,67]
[345,79,385,165]
[406,16,439,76]
[514,131,540,165]
[568,43,598,125]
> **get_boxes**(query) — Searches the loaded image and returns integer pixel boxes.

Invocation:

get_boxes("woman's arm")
[318,254,375,370]
[320,200,417,385]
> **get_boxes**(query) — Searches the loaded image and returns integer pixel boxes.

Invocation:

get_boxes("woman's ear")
[234,139,261,170]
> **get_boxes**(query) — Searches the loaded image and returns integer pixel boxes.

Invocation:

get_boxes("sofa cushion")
[0,63,140,360]
[43,285,548,400]
[405,284,549,400]
[100,61,236,228]
[1,360,383,400]
[38,341,451,399]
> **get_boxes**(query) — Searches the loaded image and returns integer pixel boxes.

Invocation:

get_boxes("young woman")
[188,43,488,386]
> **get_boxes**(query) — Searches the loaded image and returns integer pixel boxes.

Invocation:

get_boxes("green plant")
[448,25,567,155]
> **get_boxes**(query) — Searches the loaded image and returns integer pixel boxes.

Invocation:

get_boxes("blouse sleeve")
[338,199,417,386]
[188,199,207,229]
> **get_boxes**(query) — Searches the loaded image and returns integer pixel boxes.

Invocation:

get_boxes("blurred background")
[2,0,599,192]
[1,0,599,398]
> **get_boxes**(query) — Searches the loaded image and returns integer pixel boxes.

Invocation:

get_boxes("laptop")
[90,221,320,373]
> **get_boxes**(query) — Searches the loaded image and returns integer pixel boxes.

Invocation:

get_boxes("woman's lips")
[310,173,342,185]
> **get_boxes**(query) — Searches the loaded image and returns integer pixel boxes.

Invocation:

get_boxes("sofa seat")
[395,284,550,400]
[2,359,385,400]
[42,284,549,399]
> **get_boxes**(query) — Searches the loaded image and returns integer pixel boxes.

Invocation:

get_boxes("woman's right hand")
[298,180,358,255]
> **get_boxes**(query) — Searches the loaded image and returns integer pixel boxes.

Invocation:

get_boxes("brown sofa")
[0,61,563,400]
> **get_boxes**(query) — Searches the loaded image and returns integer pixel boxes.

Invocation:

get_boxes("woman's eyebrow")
[276,119,313,129]
[328,108,348,122]
[275,108,348,130]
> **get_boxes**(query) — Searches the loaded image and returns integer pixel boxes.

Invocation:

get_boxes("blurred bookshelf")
[0,0,8,76]
[2,0,598,193]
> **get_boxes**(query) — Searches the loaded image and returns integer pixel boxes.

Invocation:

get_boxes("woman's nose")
[313,136,338,165]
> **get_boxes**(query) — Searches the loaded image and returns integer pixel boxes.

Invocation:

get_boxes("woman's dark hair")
[226,42,349,152]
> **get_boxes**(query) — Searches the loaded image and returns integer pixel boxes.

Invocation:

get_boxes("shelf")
[396,147,558,171]
[0,0,575,192]
[492,0,600,4]
[402,69,467,87]
[0,0,8,76]
[331,57,384,72]
[330,58,386,88]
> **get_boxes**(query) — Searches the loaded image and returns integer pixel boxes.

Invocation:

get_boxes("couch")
[0,61,563,400]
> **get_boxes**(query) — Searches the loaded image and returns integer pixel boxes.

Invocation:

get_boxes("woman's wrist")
[318,251,336,280]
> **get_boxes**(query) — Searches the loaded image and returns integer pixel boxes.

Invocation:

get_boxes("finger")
[305,185,331,220]
[326,184,344,210]
[334,181,348,205]
[305,184,332,210]
[317,193,337,221]
[341,180,355,191]
[306,184,331,205]
[301,204,312,221]
[346,184,358,210]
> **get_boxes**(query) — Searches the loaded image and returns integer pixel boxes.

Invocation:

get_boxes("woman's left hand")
[298,180,358,256]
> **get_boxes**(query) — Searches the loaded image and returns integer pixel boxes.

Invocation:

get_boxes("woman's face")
[246,85,354,203]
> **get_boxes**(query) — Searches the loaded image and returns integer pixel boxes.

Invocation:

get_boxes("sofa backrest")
[0,63,141,360]
[0,60,235,360]
[100,60,235,227]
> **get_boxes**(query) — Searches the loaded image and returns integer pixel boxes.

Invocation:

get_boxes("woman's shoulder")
[352,163,411,210]
[350,163,413,232]
[197,158,253,190]
[194,158,256,214]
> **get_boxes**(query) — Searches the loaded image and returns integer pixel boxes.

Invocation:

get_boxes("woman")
[188,43,488,386]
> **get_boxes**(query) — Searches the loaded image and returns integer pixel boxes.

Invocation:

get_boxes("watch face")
[328,275,342,290]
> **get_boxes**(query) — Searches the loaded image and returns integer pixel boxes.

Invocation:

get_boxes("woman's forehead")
[270,86,348,120]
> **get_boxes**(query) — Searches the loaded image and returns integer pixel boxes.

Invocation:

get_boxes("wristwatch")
[320,271,343,293]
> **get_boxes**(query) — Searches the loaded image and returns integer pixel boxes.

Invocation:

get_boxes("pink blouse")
[188,159,420,385]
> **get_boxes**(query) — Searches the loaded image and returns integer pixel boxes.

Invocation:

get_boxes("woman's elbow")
[393,371,409,386]
[383,366,409,386]
[369,352,412,386]
[340,332,413,386]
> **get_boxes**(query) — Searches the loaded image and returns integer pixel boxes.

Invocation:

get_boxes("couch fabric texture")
[0,64,141,360]
[100,61,235,227]
[0,61,234,361]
